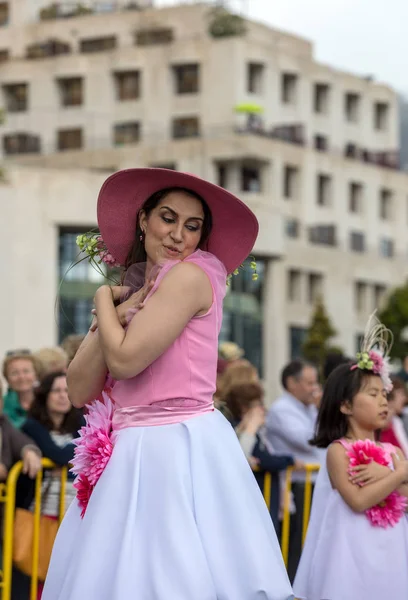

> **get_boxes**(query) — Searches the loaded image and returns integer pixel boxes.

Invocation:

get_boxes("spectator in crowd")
[61,335,85,366]
[217,341,245,383]
[22,371,83,518]
[225,381,302,529]
[215,359,259,414]
[0,377,41,482]
[380,376,408,457]
[266,359,325,582]
[397,355,408,383]
[323,352,350,382]
[33,347,68,383]
[3,350,38,429]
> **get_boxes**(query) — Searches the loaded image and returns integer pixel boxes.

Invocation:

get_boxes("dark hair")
[29,371,83,434]
[125,187,213,269]
[224,382,264,421]
[281,359,313,391]
[310,362,381,448]
[388,376,407,402]
[323,352,350,382]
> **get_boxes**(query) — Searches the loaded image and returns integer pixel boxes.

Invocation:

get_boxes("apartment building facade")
[0,0,407,396]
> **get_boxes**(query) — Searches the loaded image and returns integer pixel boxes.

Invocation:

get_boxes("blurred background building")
[1,0,407,396]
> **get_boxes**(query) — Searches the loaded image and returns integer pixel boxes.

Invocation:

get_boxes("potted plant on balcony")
[39,3,59,21]
[208,7,247,38]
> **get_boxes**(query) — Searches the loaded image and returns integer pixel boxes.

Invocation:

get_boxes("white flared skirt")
[42,410,293,600]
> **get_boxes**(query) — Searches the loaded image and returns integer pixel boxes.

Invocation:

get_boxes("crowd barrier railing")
[2,459,68,600]
[280,464,321,567]
[0,461,318,598]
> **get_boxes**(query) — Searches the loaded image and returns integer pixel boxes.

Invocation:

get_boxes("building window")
[308,272,323,304]
[285,218,300,239]
[281,72,298,105]
[3,133,41,155]
[309,225,336,246]
[58,227,107,341]
[3,83,28,112]
[241,166,261,192]
[114,122,140,145]
[317,173,332,206]
[0,2,9,26]
[220,258,265,376]
[350,231,365,253]
[345,92,360,123]
[379,237,394,259]
[314,83,329,114]
[26,39,71,59]
[374,101,389,131]
[374,284,387,309]
[349,182,363,213]
[80,36,116,53]
[0,49,9,62]
[57,128,83,151]
[314,134,328,152]
[216,164,228,188]
[355,281,367,312]
[135,28,174,46]
[172,116,200,139]
[114,71,141,101]
[287,269,302,302]
[247,62,264,94]
[57,77,83,107]
[172,64,200,95]
[289,326,307,360]
[283,165,299,199]
[379,188,393,220]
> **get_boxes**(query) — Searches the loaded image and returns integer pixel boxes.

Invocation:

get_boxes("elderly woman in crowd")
[3,350,38,429]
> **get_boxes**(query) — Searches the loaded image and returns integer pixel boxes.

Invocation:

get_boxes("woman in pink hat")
[43,169,293,600]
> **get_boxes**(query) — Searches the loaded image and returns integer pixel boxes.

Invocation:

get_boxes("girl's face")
[46,376,71,416]
[6,358,37,393]
[389,389,407,417]
[341,375,388,431]
[139,192,205,267]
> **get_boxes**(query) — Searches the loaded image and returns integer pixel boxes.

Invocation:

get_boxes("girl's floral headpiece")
[76,231,258,284]
[351,312,393,392]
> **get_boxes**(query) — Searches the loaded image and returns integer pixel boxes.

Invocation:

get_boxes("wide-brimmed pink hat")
[97,168,259,274]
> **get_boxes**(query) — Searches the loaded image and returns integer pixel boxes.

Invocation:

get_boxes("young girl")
[293,320,408,600]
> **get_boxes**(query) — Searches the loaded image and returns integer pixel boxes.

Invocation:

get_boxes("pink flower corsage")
[346,439,407,528]
[71,393,114,518]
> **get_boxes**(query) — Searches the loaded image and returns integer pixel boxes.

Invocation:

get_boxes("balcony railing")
[39,2,151,21]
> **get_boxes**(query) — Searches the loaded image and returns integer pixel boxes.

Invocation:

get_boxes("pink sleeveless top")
[109,250,227,429]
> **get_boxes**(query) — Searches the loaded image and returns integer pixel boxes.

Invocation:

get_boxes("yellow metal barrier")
[280,464,320,567]
[2,459,68,600]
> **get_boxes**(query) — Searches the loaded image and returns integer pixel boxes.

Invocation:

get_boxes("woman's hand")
[241,405,265,435]
[22,449,42,479]
[0,463,8,481]
[90,280,155,332]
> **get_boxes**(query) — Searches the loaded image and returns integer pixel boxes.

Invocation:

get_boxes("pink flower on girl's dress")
[345,439,407,528]
[71,394,114,518]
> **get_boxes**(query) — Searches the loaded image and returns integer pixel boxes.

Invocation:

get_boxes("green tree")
[379,283,408,360]
[302,296,339,376]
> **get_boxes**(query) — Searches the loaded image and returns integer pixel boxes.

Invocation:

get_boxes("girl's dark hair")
[125,187,213,269]
[310,362,381,448]
[224,382,264,421]
[29,371,83,435]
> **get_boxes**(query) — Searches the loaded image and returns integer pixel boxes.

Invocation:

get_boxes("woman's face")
[46,376,71,416]
[139,191,205,266]
[6,358,37,393]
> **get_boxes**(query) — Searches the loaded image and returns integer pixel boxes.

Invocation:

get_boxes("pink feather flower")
[346,439,407,528]
[71,393,114,517]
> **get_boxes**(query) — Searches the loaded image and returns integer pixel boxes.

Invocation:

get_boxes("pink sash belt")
[112,400,214,430]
